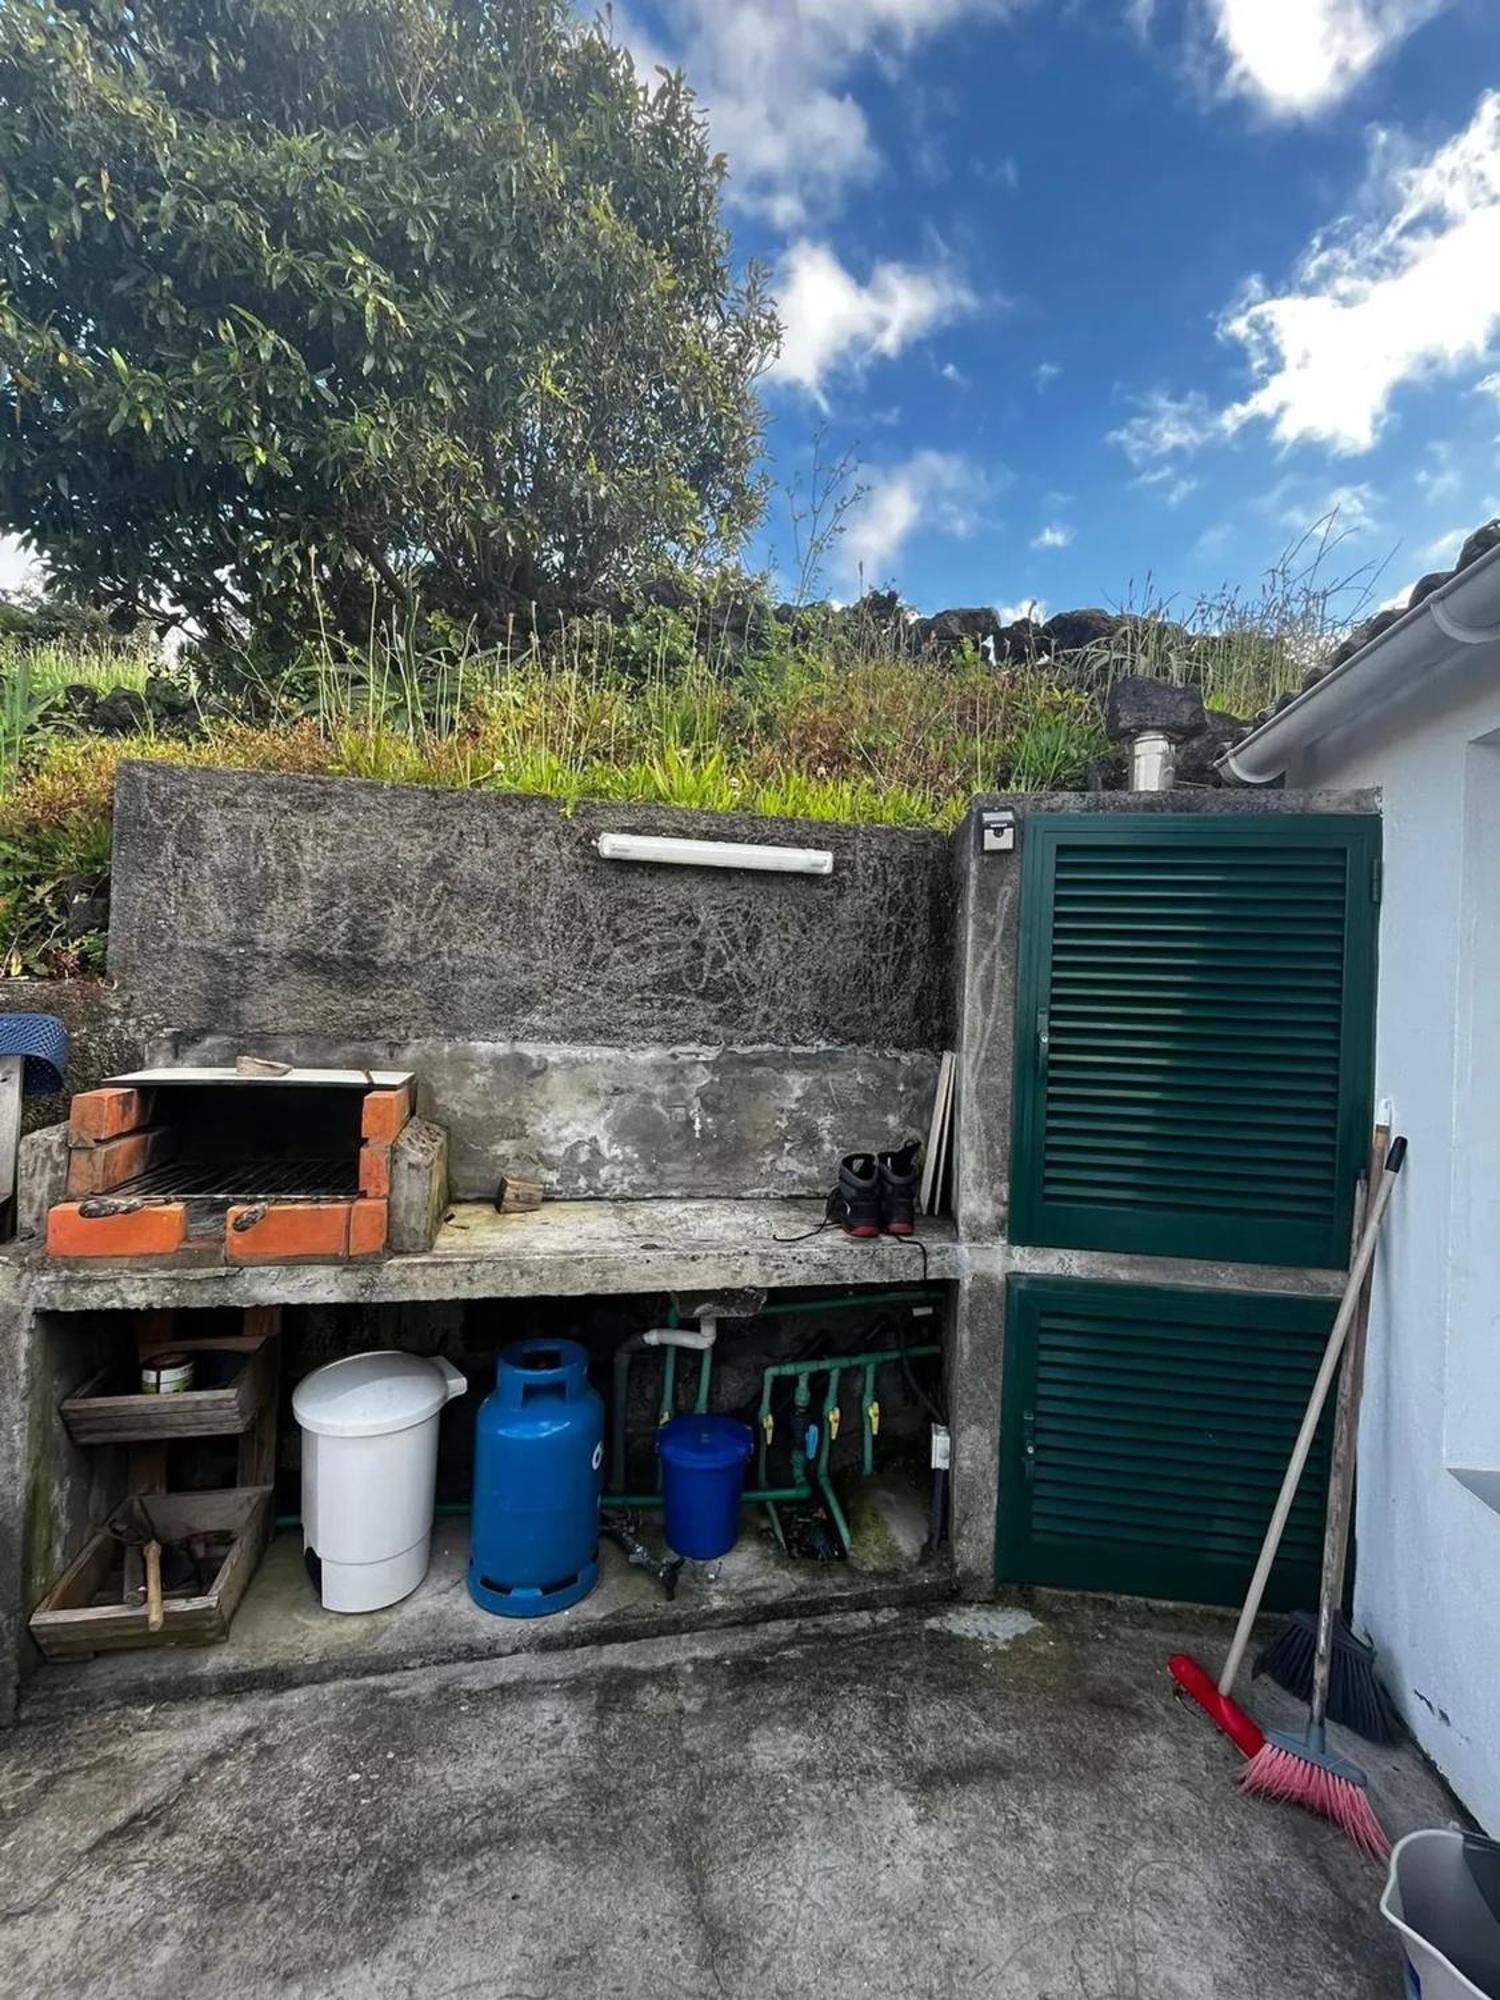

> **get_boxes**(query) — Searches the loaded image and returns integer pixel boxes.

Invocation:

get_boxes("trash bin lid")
[656,1414,754,1469]
[293,1351,456,1439]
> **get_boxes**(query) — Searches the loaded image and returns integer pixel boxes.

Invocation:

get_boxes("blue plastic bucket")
[656,1414,754,1560]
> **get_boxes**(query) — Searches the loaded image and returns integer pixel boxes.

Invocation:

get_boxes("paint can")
[140,1351,195,1396]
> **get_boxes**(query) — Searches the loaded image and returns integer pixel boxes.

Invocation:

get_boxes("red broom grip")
[1168,1653,1266,1759]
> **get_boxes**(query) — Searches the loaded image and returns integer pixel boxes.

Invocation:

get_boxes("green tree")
[0,0,777,649]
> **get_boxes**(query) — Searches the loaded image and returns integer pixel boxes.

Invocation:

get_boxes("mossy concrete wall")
[106,765,955,1198]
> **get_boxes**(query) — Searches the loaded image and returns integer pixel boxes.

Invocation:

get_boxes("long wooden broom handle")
[1328,1128,1384,1624]
[1308,1124,1390,1729]
[1217,1137,1406,1699]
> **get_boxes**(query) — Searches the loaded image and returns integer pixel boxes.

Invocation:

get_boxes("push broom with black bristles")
[1169,1134,1405,1769]
[1240,1137,1406,1861]
[1253,1125,1403,1746]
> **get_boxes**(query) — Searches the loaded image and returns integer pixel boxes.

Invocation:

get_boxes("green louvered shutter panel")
[1009,814,1379,1269]
[995,1277,1336,1607]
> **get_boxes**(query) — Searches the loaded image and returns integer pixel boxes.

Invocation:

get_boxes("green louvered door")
[1009,814,1379,1269]
[996,1277,1337,1608]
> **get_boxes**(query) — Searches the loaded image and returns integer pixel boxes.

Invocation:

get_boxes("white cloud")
[1137,466,1201,506]
[1262,476,1383,537]
[940,360,970,388]
[1222,91,1500,451]
[1106,389,1221,466]
[768,240,976,398]
[1205,1,1447,117]
[1414,442,1461,502]
[996,597,1046,623]
[617,1,1024,225]
[1476,372,1500,404]
[0,535,39,596]
[1419,526,1466,564]
[1193,521,1235,561]
[1034,361,1061,392]
[1030,522,1074,550]
[839,450,981,582]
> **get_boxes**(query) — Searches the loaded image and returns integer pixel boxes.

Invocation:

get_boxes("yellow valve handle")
[761,1411,775,1443]
[867,1401,880,1436]
[828,1406,841,1440]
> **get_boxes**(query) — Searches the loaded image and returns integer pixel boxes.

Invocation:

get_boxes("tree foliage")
[0,0,778,647]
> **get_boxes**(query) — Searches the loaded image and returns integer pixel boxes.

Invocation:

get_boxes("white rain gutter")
[1220,541,1500,785]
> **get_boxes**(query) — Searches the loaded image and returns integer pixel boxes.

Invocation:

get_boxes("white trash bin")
[294,1351,467,1613]
[1382,1829,1500,1999]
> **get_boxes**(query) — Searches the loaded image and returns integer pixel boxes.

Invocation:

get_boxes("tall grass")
[0,530,1370,974]
[1076,518,1390,715]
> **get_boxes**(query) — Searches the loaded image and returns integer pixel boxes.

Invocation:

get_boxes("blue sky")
[620,0,1500,620]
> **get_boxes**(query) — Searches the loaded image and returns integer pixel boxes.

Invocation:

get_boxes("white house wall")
[1290,647,1500,1830]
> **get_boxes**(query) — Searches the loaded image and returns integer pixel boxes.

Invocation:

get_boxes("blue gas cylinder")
[468,1338,604,1618]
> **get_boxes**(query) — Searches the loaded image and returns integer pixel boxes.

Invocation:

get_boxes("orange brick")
[47,1202,187,1260]
[358,1143,390,1198]
[349,1198,388,1258]
[227,1201,350,1263]
[361,1085,412,1143]
[69,1088,151,1145]
[65,1128,169,1199]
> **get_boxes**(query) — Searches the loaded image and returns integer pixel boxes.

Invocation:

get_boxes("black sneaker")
[878,1142,920,1236]
[829,1153,881,1238]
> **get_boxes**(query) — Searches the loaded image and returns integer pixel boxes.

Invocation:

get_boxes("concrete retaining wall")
[104,765,955,1198]
[109,765,952,1050]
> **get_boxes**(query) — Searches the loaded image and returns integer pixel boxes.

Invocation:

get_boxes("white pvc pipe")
[641,1324,717,1351]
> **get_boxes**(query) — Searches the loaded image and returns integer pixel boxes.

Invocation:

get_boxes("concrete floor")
[0,1597,1452,1999]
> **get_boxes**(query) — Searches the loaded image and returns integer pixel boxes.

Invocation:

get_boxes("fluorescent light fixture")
[596,831,834,876]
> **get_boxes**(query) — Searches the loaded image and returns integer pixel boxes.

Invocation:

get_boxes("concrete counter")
[24,1198,964,1312]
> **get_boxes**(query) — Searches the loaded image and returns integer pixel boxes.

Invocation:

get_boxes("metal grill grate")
[112,1158,358,1204]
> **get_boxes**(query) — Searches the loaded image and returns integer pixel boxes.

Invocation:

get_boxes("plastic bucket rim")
[1381,1829,1497,2000]
[655,1413,755,1471]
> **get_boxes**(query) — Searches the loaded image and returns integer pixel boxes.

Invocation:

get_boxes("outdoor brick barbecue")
[45,1067,416,1262]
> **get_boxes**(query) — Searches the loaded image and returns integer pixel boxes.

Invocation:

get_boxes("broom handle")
[1326,1129,1388,1607]
[1217,1137,1406,1699]
[1309,1125,1391,1732]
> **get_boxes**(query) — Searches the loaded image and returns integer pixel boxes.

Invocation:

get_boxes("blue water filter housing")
[468,1337,604,1617]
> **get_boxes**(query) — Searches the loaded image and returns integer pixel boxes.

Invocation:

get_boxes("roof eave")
[1220,541,1500,785]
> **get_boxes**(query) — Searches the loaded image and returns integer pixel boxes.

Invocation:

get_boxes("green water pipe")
[862,1360,878,1480]
[607,1484,811,1509]
[815,1369,852,1551]
[754,1289,942,1317]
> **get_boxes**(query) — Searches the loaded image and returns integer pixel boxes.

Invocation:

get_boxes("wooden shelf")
[28,1487,273,1661]
[61,1332,276,1446]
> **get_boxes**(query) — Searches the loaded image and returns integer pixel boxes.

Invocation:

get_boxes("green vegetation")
[0,532,1364,978]
[0,0,775,651]
[0,607,1107,974]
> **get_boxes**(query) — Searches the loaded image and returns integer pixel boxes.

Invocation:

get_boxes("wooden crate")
[28,1487,273,1661]
[60,1332,276,1446]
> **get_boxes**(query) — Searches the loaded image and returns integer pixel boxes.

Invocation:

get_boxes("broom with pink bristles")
[1240,1139,1406,1861]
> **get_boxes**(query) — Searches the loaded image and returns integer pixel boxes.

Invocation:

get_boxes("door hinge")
[1371,856,1383,905]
